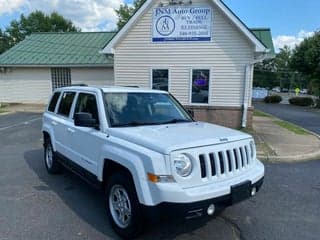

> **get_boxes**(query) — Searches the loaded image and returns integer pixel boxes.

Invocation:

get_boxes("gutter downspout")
[242,52,269,128]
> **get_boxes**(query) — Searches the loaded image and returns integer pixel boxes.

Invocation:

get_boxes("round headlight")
[173,154,192,177]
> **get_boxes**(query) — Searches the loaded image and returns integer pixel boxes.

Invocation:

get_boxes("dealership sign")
[152,6,212,42]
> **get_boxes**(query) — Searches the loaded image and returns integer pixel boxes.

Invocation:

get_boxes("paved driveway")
[254,102,320,135]
[1,112,320,240]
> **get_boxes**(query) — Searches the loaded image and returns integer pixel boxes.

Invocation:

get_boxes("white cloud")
[0,0,26,14]
[1,0,125,31]
[273,30,315,52]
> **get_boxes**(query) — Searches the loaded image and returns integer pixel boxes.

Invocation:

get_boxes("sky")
[0,0,319,52]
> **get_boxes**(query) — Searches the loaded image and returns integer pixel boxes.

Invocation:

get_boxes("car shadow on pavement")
[24,148,225,240]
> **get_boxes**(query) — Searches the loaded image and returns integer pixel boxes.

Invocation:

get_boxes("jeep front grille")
[199,145,252,179]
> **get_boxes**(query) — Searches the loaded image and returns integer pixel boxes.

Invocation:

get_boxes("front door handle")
[67,128,75,133]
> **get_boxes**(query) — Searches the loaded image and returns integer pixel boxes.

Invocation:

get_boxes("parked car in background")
[272,87,281,93]
[300,89,308,94]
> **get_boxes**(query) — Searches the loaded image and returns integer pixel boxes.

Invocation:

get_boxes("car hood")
[108,122,252,154]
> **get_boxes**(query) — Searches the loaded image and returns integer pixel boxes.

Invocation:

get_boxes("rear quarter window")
[57,92,76,117]
[48,92,61,112]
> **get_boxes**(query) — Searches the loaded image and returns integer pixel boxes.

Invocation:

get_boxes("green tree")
[1,11,79,54]
[0,29,11,54]
[291,31,320,97]
[254,46,293,89]
[115,0,146,29]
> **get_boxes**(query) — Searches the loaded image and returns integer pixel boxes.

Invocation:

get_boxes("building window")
[191,69,210,104]
[51,68,71,90]
[152,69,169,91]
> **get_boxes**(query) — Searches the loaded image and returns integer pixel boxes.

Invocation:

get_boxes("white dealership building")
[0,0,274,128]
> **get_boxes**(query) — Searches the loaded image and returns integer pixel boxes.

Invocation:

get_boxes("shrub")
[264,95,282,103]
[289,97,314,106]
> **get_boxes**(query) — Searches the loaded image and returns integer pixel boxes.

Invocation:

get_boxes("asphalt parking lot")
[1,112,320,240]
[254,102,320,135]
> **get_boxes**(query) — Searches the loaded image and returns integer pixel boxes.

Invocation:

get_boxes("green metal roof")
[0,28,274,67]
[0,32,116,67]
[251,28,275,55]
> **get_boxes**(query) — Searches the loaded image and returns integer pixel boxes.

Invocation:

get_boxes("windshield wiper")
[112,121,160,127]
[161,119,192,124]
[112,119,192,127]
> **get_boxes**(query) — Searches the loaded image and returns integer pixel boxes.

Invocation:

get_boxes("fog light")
[251,187,257,196]
[207,204,215,215]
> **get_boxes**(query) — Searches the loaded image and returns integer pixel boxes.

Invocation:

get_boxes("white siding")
[0,67,115,103]
[0,68,51,103]
[71,67,114,86]
[114,0,255,106]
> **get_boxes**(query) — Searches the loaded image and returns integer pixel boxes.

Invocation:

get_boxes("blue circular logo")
[156,16,175,36]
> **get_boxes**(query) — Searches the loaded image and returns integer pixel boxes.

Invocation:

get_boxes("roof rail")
[71,84,88,87]
[122,86,140,88]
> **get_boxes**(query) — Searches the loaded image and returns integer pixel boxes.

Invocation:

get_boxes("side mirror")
[188,109,194,118]
[74,112,97,128]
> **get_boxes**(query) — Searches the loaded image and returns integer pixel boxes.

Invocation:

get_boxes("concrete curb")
[258,149,320,163]
[0,111,13,116]
[254,115,320,162]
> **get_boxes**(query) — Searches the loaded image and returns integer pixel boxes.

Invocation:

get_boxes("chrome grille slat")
[209,153,216,176]
[222,151,229,175]
[245,146,250,165]
[198,144,253,179]
[199,154,206,178]
[218,151,225,174]
[203,154,212,179]
[213,152,221,176]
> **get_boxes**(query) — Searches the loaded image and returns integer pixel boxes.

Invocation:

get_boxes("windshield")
[104,92,193,127]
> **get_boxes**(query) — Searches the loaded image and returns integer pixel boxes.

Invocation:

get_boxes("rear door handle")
[67,128,75,133]
[51,121,58,126]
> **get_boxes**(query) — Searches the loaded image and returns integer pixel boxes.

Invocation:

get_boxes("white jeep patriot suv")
[42,86,264,238]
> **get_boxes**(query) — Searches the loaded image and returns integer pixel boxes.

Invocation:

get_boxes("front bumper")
[145,160,264,205]
[142,176,264,221]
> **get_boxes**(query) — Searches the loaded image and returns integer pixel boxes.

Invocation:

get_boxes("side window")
[191,69,210,104]
[48,92,61,112]
[74,93,99,124]
[57,92,76,117]
[152,69,169,91]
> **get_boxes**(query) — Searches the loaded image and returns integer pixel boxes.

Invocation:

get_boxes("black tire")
[105,172,143,239]
[44,137,62,174]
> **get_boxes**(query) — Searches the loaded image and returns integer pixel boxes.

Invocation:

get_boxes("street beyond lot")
[0,113,320,240]
[254,102,320,135]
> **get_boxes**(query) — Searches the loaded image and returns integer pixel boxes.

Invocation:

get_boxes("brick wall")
[185,106,253,129]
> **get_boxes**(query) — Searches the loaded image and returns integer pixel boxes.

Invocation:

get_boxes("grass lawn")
[253,109,309,135]
[253,110,273,118]
[273,120,309,135]
[0,104,8,113]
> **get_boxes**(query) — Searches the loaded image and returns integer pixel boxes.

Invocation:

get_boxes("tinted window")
[48,92,61,112]
[74,93,99,124]
[152,69,169,91]
[104,93,192,127]
[191,69,210,104]
[57,92,76,117]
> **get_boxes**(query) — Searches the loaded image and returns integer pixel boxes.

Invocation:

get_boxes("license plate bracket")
[231,181,251,204]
